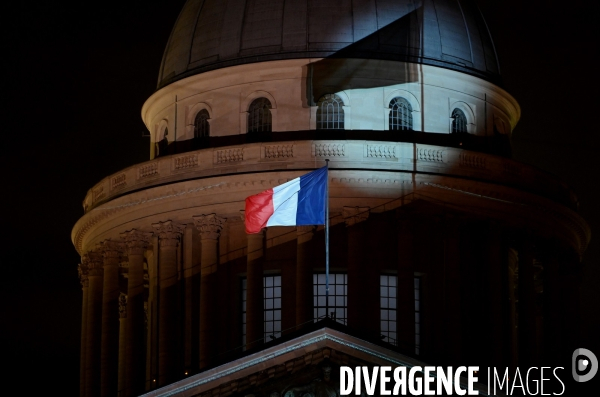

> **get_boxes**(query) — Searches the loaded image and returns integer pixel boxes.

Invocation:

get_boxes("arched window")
[194,109,210,138]
[317,94,344,129]
[156,127,169,157]
[451,108,468,134]
[389,97,413,131]
[247,98,272,133]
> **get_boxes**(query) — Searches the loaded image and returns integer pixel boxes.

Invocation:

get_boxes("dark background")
[1,0,598,395]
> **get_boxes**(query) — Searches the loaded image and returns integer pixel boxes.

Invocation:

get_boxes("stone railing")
[82,140,575,212]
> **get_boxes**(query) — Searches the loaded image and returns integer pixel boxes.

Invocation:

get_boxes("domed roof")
[158,0,501,89]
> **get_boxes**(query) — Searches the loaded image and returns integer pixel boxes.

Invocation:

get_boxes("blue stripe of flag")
[296,166,328,225]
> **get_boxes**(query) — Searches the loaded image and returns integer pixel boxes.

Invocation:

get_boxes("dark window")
[451,108,468,134]
[263,275,282,342]
[194,109,210,138]
[156,127,169,157]
[317,94,344,129]
[380,275,398,345]
[389,97,413,131]
[313,273,347,325]
[248,98,272,133]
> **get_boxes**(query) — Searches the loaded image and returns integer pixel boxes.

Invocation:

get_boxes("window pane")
[381,275,388,286]
[380,275,399,346]
[318,285,326,295]
[381,286,388,297]
[381,297,388,308]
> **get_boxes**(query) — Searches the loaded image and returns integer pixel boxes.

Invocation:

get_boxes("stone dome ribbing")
[157,0,501,89]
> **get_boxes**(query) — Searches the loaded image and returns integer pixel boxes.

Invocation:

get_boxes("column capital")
[119,293,127,319]
[152,220,184,248]
[193,214,226,240]
[342,206,370,227]
[83,251,104,276]
[101,239,126,265]
[120,229,153,255]
[78,263,89,288]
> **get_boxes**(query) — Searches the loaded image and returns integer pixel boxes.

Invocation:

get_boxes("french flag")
[245,167,328,234]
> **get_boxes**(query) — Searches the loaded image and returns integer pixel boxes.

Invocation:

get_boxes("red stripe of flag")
[244,188,274,233]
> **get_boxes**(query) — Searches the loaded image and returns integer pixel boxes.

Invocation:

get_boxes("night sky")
[2,1,598,395]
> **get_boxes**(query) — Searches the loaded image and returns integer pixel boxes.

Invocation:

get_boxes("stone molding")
[152,221,184,248]
[366,144,396,160]
[342,206,370,227]
[72,141,590,259]
[263,144,294,159]
[101,239,126,266]
[118,293,127,318]
[193,214,226,240]
[173,153,198,170]
[121,229,153,256]
[83,251,104,276]
[78,263,89,287]
[81,141,576,215]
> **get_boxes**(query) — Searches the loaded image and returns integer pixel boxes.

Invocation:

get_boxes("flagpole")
[325,159,330,321]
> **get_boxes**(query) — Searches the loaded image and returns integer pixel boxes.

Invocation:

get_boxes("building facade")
[73,1,590,396]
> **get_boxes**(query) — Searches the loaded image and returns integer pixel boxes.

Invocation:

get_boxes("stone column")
[193,214,225,369]
[78,263,89,397]
[121,229,152,396]
[84,251,104,397]
[343,207,369,329]
[117,293,127,396]
[296,226,316,329]
[183,225,194,373]
[100,240,125,397]
[146,235,159,387]
[246,228,265,350]
[152,221,184,387]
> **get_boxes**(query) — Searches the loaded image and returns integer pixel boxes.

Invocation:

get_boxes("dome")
[157,0,501,89]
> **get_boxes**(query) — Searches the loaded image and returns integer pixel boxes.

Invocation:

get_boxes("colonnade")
[77,206,565,397]
[77,207,384,396]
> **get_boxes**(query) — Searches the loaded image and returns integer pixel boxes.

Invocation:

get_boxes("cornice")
[71,141,589,258]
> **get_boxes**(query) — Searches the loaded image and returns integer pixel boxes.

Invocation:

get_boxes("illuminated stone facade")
[73,1,589,396]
